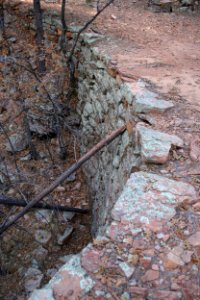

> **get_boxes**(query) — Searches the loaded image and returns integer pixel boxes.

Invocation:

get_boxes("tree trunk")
[60,0,67,52]
[0,0,5,40]
[33,0,46,75]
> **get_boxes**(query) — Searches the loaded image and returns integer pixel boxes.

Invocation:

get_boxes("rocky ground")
[35,171,200,299]
[0,0,200,299]
[30,81,200,299]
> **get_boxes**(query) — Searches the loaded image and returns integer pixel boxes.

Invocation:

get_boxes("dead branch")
[0,0,5,37]
[0,125,126,235]
[97,0,101,12]
[33,0,46,74]
[62,0,115,108]
[68,0,115,62]
[0,195,89,213]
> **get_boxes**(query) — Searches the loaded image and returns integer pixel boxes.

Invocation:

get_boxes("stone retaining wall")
[148,0,199,13]
[76,33,175,236]
[77,37,139,236]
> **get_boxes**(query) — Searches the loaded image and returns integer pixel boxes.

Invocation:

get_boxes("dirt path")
[89,0,200,105]
[19,0,200,104]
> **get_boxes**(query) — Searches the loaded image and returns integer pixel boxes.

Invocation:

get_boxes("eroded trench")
[0,6,142,300]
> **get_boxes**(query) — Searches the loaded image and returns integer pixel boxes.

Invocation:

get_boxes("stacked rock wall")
[148,0,199,13]
[76,34,175,236]
[76,38,139,236]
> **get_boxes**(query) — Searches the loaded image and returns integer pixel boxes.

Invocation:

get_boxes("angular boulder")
[136,125,183,163]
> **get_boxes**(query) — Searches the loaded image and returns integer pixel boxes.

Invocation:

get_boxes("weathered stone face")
[148,0,198,13]
[136,125,184,164]
[130,80,174,113]
[77,44,138,236]
[29,255,95,300]
[110,172,196,235]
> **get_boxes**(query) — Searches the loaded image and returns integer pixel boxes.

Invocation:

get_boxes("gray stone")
[59,254,74,263]
[51,18,62,28]
[46,269,57,278]
[46,255,95,298]
[35,210,53,223]
[121,292,131,300]
[35,230,52,244]
[0,174,4,183]
[181,250,193,263]
[19,153,32,161]
[24,267,44,294]
[29,287,55,300]
[91,47,100,57]
[119,262,135,279]
[27,114,54,135]
[31,259,39,269]
[113,156,120,168]
[83,102,93,117]
[134,94,174,113]
[121,131,130,149]
[4,13,16,25]
[137,125,184,163]
[68,25,83,33]
[62,211,75,222]
[43,15,52,25]
[94,101,103,116]
[32,246,48,267]
[88,118,97,128]
[82,33,104,45]
[57,225,74,245]
[111,172,196,235]
[181,0,194,4]
[118,103,125,116]
[25,98,55,135]
[66,172,76,182]
[121,83,135,104]
[127,79,174,113]
[5,132,28,152]
[8,36,17,43]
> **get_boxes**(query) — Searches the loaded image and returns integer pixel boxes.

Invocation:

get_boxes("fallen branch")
[0,196,89,214]
[0,125,126,235]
